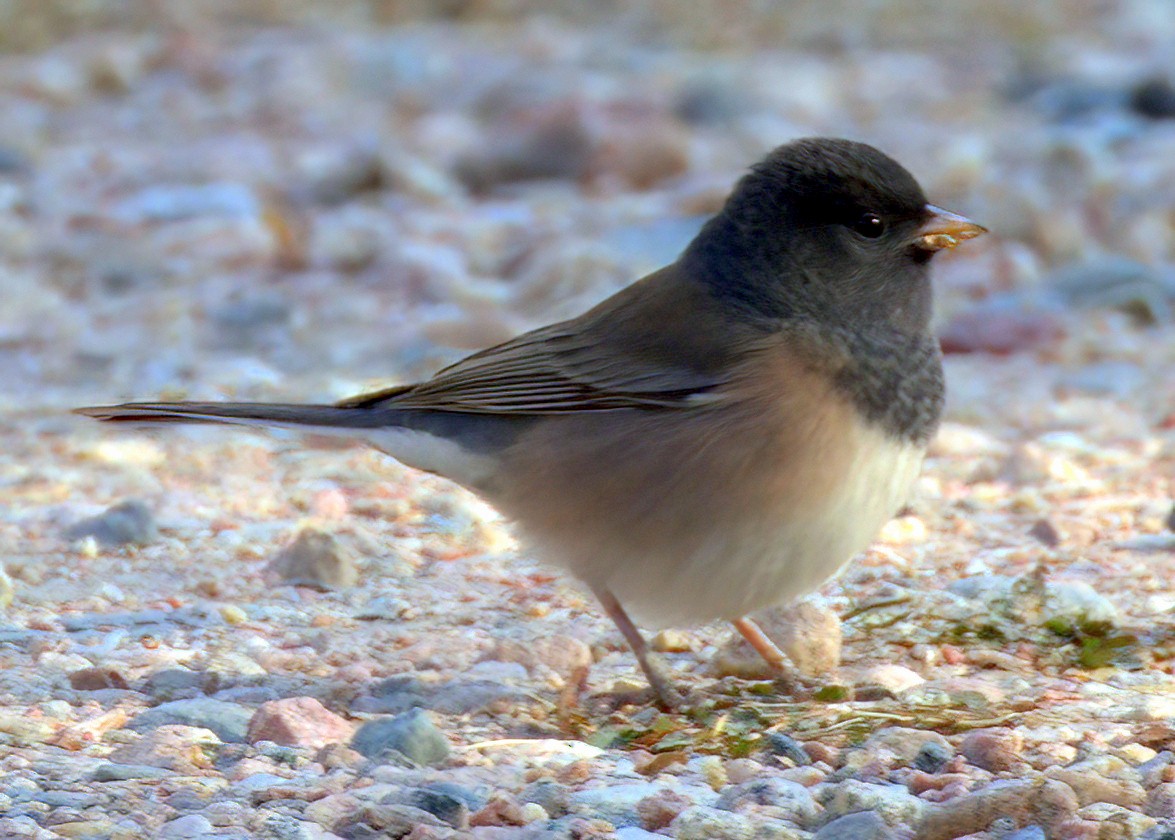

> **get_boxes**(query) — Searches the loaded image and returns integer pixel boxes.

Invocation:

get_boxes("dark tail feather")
[73,401,389,429]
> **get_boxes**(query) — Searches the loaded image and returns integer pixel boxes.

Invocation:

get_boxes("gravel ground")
[2,3,1175,839]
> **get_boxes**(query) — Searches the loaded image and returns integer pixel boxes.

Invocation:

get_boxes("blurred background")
[0,0,1172,415]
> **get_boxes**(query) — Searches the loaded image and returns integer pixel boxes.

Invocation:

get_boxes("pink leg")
[593,586,684,709]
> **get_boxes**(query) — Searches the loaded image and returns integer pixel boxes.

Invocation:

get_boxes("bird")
[76,137,986,707]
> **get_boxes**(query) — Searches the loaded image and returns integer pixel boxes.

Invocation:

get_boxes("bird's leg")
[592,586,684,709]
[731,617,788,670]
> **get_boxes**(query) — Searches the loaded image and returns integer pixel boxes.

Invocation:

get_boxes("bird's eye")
[852,212,886,238]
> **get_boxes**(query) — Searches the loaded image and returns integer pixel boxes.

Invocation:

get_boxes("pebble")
[939,301,1062,355]
[715,778,819,826]
[1044,766,1145,808]
[247,697,353,749]
[571,783,711,827]
[1047,257,1173,325]
[519,780,572,818]
[350,708,450,766]
[711,598,841,678]
[765,732,812,766]
[635,788,692,831]
[961,728,1025,773]
[916,778,1079,840]
[129,698,253,744]
[91,762,174,781]
[914,741,955,775]
[1131,77,1175,118]
[157,814,215,839]
[107,725,221,774]
[1006,828,1047,840]
[64,500,157,547]
[143,668,218,702]
[814,811,896,840]
[670,805,755,840]
[1078,802,1157,836]
[860,728,954,768]
[488,634,593,678]
[817,780,926,826]
[67,665,129,691]
[353,675,534,715]
[265,527,358,591]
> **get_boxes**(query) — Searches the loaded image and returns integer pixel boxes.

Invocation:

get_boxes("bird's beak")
[913,205,987,251]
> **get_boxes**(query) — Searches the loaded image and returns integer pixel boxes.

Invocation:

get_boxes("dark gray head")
[684,137,984,335]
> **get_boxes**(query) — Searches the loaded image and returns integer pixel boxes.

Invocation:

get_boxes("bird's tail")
[73,401,389,431]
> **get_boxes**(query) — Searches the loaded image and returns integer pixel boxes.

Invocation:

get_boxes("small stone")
[353,674,534,716]
[917,779,1079,840]
[107,725,221,774]
[92,762,173,782]
[247,697,353,749]
[52,822,119,840]
[853,664,925,696]
[961,728,1025,772]
[520,802,548,824]
[1077,802,1157,837]
[455,104,593,192]
[470,793,526,827]
[650,630,694,653]
[266,528,357,591]
[1048,257,1173,325]
[65,500,157,547]
[405,788,470,829]
[1044,766,1145,808]
[350,708,450,766]
[1131,77,1175,119]
[765,732,812,766]
[697,755,727,791]
[129,698,252,743]
[914,741,955,774]
[1146,783,1175,819]
[519,780,572,818]
[671,805,754,840]
[489,634,593,678]
[68,665,129,691]
[143,668,217,702]
[712,598,841,679]
[636,789,692,831]
[940,303,1062,355]
[818,780,926,826]
[814,811,896,840]
[1029,518,1062,547]
[157,814,214,839]
[861,727,954,768]
[715,778,819,826]
[1006,828,1047,840]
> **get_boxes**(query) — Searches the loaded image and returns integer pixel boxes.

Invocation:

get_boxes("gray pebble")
[266,528,357,591]
[129,698,253,744]
[421,780,488,813]
[520,779,572,817]
[1006,826,1047,840]
[765,732,812,765]
[143,668,218,702]
[1131,77,1175,119]
[914,740,954,774]
[404,787,469,828]
[65,499,157,547]
[715,778,818,826]
[350,708,450,766]
[814,811,896,840]
[353,674,533,715]
[1047,256,1173,325]
[92,763,174,782]
[157,813,215,839]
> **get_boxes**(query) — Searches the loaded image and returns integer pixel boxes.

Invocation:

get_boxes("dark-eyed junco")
[77,138,985,707]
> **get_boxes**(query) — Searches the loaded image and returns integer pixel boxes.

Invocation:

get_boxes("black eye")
[852,212,886,238]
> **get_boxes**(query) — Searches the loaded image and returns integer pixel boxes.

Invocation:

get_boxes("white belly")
[598,425,925,628]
